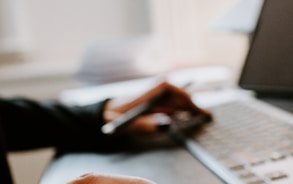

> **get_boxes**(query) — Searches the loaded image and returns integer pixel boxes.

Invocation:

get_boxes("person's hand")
[68,173,156,184]
[103,81,212,134]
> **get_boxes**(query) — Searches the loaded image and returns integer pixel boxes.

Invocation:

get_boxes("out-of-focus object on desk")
[60,66,232,106]
[75,35,162,85]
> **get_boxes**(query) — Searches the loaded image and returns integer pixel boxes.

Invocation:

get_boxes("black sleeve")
[0,98,123,152]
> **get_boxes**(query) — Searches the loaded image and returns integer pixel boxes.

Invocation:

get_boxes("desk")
[40,148,223,184]
[41,67,231,184]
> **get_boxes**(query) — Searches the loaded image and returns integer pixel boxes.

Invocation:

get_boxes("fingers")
[106,81,194,114]
[104,110,122,122]
[68,173,156,184]
[126,113,171,134]
[103,80,212,134]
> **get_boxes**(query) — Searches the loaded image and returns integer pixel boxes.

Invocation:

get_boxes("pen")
[101,99,158,135]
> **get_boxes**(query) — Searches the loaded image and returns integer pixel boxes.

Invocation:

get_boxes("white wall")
[0,0,249,79]
[0,0,150,64]
[0,0,29,55]
[25,0,150,63]
[149,0,249,71]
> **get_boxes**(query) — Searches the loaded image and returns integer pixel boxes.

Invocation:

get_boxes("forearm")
[0,98,110,151]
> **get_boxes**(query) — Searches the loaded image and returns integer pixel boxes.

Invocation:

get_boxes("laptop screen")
[239,0,293,95]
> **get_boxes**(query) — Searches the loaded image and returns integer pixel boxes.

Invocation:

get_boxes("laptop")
[178,0,293,183]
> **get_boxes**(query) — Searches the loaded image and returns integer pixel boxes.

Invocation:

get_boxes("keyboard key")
[258,150,283,160]
[248,157,265,166]
[236,170,256,179]
[269,152,286,161]
[265,170,287,181]
[237,152,265,166]
[244,176,266,184]
[221,158,245,170]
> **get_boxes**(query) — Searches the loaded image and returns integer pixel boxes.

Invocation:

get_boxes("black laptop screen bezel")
[238,0,293,97]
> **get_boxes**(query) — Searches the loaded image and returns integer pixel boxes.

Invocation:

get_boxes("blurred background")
[0,0,257,183]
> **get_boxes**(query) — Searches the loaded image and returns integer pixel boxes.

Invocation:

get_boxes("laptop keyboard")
[190,101,293,184]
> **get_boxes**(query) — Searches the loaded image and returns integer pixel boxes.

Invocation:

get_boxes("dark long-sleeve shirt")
[0,97,124,184]
[0,98,111,151]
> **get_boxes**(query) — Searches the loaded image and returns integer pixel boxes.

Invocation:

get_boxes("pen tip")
[101,123,115,134]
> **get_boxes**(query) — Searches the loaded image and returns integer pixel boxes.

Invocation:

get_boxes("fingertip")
[152,113,172,132]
